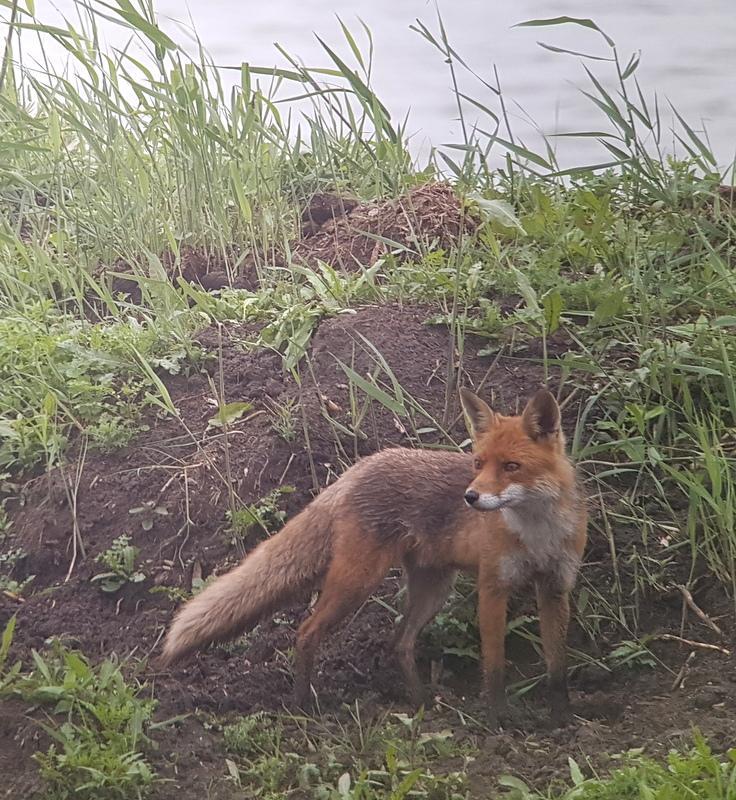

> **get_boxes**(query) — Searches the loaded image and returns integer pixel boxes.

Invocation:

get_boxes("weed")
[86,415,140,453]
[0,499,10,536]
[128,501,170,533]
[91,535,145,593]
[0,572,35,596]
[223,711,282,758]
[0,546,33,596]
[206,400,254,430]
[499,732,736,799]
[226,486,296,542]
[148,585,190,603]
[0,616,21,691]
[605,640,657,672]
[221,708,469,799]
[2,639,156,799]
[422,577,481,665]
[264,396,300,443]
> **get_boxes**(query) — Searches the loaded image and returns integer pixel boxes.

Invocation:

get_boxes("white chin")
[473,495,510,511]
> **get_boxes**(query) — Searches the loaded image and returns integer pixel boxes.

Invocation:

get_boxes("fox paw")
[549,705,574,729]
[487,700,538,732]
[405,684,430,710]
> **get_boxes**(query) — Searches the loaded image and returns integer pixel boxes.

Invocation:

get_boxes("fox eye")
[503,461,521,473]
[473,457,483,470]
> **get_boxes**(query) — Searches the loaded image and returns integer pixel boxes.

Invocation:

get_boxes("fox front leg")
[536,578,572,726]
[477,583,509,728]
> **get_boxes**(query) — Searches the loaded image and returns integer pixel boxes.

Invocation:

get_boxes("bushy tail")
[156,503,332,667]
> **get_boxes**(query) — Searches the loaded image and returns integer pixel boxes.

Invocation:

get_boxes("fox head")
[459,387,573,512]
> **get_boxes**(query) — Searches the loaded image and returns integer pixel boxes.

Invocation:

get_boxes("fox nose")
[464,490,479,506]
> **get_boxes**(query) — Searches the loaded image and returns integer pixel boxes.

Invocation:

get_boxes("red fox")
[157,388,587,726]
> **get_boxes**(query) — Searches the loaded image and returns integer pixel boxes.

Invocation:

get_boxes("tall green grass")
[0,0,414,310]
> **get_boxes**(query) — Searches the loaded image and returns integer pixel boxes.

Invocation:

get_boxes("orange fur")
[156,388,587,726]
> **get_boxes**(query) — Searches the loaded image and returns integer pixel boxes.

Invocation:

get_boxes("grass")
[0,1,735,798]
[217,707,470,799]
[213,717,736,800]
[1,619,156,799]
[499,733,736,799]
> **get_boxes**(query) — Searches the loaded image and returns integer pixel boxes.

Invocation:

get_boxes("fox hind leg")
[293,523,395,708]
[394,560,456,707]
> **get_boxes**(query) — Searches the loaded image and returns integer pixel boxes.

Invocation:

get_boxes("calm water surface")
[16,1,736,167]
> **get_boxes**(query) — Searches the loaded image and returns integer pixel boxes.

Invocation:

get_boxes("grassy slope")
[1,3,735,798]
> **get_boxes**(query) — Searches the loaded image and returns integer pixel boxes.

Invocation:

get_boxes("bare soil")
[292,183,476,270]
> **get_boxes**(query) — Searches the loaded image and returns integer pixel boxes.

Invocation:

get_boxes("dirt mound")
[293,183,476,270]
[91,184,473,308]
[300,191,360,236]
[1,304,567,695]
[289,304,566,466]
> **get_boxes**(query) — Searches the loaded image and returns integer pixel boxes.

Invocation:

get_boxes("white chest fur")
[497,503,580,591]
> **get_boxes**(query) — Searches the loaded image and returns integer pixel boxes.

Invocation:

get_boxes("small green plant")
[87,414,139,452]
[148,584,190,603]
[0,573,35,596]
[0,498,10,535]
[222,714,300,797]
[3,641,156,799]
[223,712,282,758]
[91,535,145,593]
[0,546,34,596]
[207,400,254,429]
[498,732,735,799]
[192,570,219,596]
[428,298,506,345]
[35,731,154,800]
[128,501,170,532]
[0,616,21,691]
[226,486,295,541]
[339,745,467,800]
[264,396,299,443]
[605,639,657,672]
[422,577,481,664]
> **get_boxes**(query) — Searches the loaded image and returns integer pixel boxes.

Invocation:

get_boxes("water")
[13,0,736,168]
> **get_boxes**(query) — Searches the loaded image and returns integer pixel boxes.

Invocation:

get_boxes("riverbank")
[1,5,735,799]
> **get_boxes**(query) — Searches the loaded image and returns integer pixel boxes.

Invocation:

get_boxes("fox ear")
[522,388,561,440]
[460,388,496,439]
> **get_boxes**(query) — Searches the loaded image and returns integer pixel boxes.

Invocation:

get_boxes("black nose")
[464,490,479,506]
